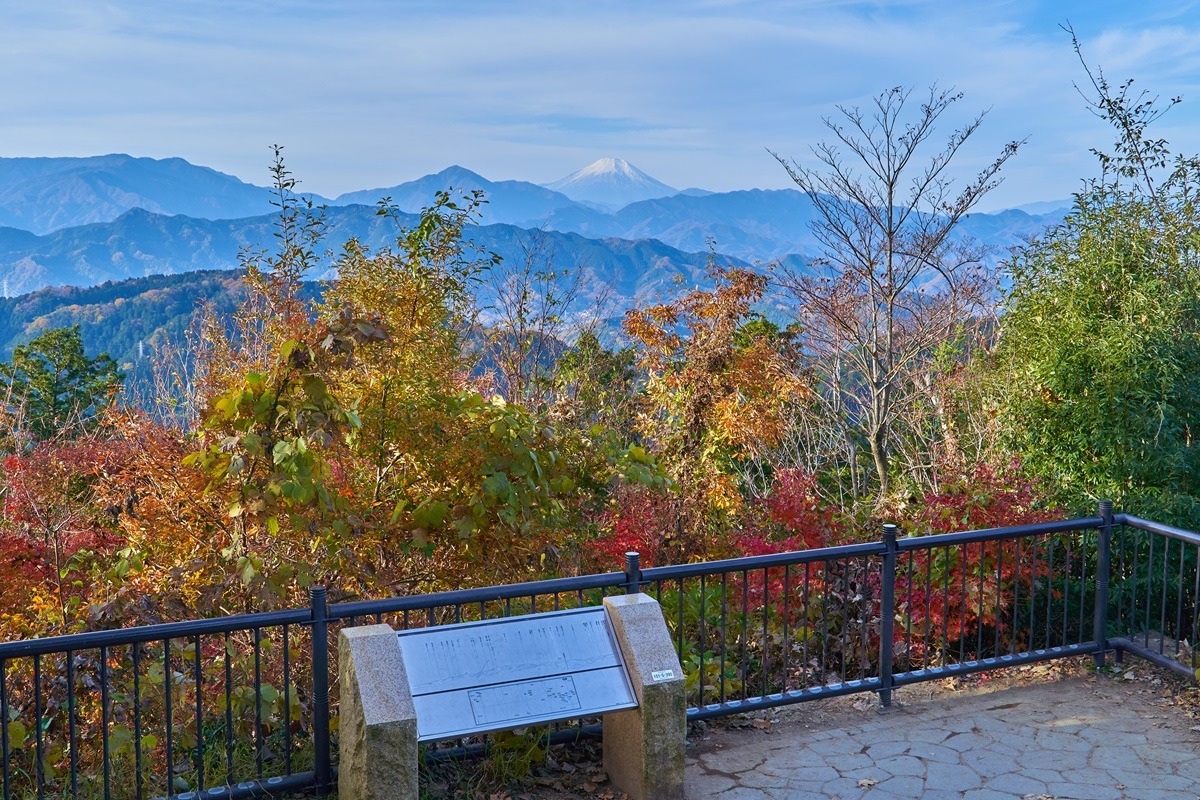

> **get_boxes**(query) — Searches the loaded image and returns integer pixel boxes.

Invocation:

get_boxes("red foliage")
[0,438,129,633]
[917,461,1061,534]
[896,461,1065,664]
[763,468,842,550]
[588,485,668,569]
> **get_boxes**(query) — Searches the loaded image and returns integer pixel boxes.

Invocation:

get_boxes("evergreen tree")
[0,326,123,443]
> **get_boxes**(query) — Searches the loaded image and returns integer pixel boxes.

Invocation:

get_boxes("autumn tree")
[772,86,1022,500]
[477,228,599,412]
[623,265,808,558]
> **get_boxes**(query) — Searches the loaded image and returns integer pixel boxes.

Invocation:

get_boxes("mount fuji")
[543,158,677,211]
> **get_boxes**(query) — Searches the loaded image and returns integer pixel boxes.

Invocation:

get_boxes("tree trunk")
[870,424,889,497]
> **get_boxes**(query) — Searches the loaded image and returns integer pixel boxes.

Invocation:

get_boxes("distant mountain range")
[0,153,1069,303]
[0,155,285,234]
[0,204,734,310]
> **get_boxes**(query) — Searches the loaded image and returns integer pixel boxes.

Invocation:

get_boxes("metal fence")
[1,502,1197,799]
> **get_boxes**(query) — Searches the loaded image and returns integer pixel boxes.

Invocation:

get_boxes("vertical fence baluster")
[1012,539,1022,656]
[976,541,986,657]
[283,624,292,774]
[164,640,173,799]
[193,634,204,791]
[34,654,43,800]
[905,551,914,671]
[1093,501,1113,666]
[941,547,950,662]
[1144,532,1155,650]
[253,628,263,778]
[133,645,143,800]
[740,571,749,701]
[1043,537,1054,650]
[719,573,728,704]
[0,659,7,800]
[958,543,967,663]
[839,561,849,684]
[762,568,770,699]
[923,551,933,664]
[1027,538,1037,651]
[1174,543,1185,657]
[624,552,640,595]
[819,562,829,687]
[994,541,1003,656]
[781,566,791,694]
[1066,533,1077,647]
[879,524,897,707]
[66,651,77,799]
[1192,543,1200,663]
[310,586,332,797]
[1117,523,1129,638]
[698,574,707,708]
[100,646,111,799]
[223,632,233,787]
[802,565,811,687]
[1159,537,1171,654]
[679,578,687,669]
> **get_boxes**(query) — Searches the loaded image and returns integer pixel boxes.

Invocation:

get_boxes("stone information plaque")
[396,606,638,741]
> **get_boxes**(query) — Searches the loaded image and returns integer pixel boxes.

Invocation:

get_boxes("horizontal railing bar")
[0,608,310,659]
[641,542,886,581]
[686,678,884,720]
[1118,516,1200,546]
[151,770,315,800]
[1110,638,1196,681]
[330,572,626,619]
[895,517,1102,552]
[423,723,603,763]
[891,643,1101,686]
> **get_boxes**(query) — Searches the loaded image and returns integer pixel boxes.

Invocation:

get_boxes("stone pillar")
[602,594,687,800]
[337,624,419,800]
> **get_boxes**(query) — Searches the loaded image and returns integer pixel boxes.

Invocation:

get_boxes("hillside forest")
[1,69,1198,648]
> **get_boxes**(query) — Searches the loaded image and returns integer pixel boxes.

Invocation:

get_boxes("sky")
[2,0,1199,210]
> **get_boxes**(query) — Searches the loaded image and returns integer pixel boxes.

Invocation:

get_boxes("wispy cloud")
[0,0,1196,208]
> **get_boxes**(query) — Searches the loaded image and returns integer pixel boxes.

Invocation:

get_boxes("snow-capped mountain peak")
[543,157,677,211]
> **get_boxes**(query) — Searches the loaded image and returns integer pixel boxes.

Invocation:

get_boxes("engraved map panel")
[397,607,623,696]
[468,676,581,726]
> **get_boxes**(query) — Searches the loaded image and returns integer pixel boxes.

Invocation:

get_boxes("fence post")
[1092,500,1114,668]
[310,585,333,796]
[879,523,898,708]
[624,552,641,595]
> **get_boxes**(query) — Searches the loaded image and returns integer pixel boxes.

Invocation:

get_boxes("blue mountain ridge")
[0,205,741,308]
[0,154,1068,301]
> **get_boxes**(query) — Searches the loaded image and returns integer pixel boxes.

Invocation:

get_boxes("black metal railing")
[1,503,1197,799]
[1108,514,1200,679]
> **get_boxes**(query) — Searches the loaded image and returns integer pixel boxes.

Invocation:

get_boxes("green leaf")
[7,720,26,749]
[413,501,450,529]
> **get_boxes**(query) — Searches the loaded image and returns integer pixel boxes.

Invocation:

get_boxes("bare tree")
[772,86,1022,498]
[479,228,612,412]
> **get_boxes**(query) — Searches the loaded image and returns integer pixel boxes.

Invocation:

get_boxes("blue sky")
[2,0,1198,209]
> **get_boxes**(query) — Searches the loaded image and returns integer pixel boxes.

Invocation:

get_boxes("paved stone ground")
[688,661,1200,800]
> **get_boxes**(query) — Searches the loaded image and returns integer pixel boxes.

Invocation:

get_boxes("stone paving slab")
[688,665,1200,800]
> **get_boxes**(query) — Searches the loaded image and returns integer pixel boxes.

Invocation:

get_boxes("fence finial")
[624,552,641,595]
